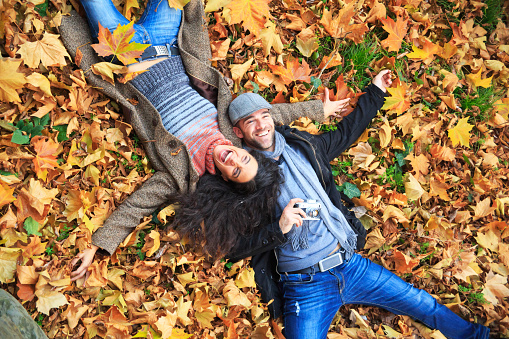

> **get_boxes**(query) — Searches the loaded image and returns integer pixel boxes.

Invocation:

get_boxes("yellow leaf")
[167,0,191,10]
[0,247,21,283]
[177,272,195,286]
[406,39,440,65]
[124,0,140,20]
[494,98,509,119]
[381,80,410,114]
[229,57,253,92]
[474,197,496,220]
[0,58,27,103]
[466,69,493,88]
[17,33,70,68]
[176,295,193,326]
[0,182,16,208]
[475,230,499,252]
[35,289,68,315]
[405,173,424,201]
[205,0,231,12]
[295,27,318,58]
[227,0,270,35]
[155,310,177,339]
[26,72,53,97]
[259,21,283,57]
[235,267,256,288]
[91,62,127,85]
[448,117,473,147]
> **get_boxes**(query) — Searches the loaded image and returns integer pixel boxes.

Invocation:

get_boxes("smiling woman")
[213,145,259,183]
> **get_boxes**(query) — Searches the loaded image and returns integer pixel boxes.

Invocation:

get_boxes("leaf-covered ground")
[1,0,509,338]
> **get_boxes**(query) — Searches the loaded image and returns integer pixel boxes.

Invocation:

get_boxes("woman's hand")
[70,244,99,283]
[279,198,307,234]
[372,70,393,93]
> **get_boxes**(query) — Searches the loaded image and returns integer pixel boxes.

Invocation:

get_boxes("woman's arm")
[71,171,178,280]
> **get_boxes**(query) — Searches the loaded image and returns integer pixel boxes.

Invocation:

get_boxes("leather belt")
[283,247,347,275]
[139,44,180,61]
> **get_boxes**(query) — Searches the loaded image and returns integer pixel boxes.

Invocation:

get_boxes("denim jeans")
[81,0,181,45]
[279,253,490,339]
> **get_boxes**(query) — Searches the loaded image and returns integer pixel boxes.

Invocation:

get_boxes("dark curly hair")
[170,151,281,259]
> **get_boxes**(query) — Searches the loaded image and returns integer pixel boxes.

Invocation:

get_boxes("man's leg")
[337,254,490,339]
[280,271,342,339]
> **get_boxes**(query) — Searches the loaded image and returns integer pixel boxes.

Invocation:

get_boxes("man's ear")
[233,126,244,139]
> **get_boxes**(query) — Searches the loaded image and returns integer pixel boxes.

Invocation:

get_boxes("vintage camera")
[294,199,322,220]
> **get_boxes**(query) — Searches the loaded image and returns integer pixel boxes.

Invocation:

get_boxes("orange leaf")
[0,182,16,208]
[226,0,270,35]
[91,22,150,66]
[381,79,410,114]
[391,249,419,274]
[448,117,473,147]
[379,16,408,52]
[268,57,312,86]
[320,4,368,43]
[430,144,456,162]
[31,136,60,181]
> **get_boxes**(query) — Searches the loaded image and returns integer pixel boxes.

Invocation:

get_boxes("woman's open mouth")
[219,150,233,163]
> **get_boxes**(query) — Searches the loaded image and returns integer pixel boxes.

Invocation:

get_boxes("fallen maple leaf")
[230,57,253,92]
[448,117,473,147]
[0,58,27,103]
[91,62,127,85]
[482,271,509,306]
[0,182,15,208]
[226,0,270,35]
[379,16,408,52]
[320,4,368,43]
[259,21,283,57]
[167,0,191,11]
[31,136,60,181]
[493,98,509,119]
[406,38,441,65]
[295,27,318,58]
[474,197,496,220]
[91,22,150,66]
[268,57,312,86]
[17,33,70,68]
[381,79,410,114]
[466,69,493,88]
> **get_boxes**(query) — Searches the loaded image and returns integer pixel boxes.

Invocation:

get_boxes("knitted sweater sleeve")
[92,171,178,255]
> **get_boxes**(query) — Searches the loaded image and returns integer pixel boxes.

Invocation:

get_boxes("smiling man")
[226,70,490,339]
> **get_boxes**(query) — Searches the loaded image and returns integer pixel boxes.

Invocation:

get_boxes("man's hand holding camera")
[279,198,322,234]
[279,198,306,234]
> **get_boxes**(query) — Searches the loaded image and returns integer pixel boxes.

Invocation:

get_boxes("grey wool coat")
[59,0,325,255]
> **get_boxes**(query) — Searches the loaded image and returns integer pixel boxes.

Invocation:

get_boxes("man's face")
[233,109,276,152]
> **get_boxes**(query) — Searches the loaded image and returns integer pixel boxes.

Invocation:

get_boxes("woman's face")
[213,145,258,183]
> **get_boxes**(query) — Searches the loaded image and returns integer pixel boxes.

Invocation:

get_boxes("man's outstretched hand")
[70,244,99,284]
[372,70,392,93]
[323,88,351,119]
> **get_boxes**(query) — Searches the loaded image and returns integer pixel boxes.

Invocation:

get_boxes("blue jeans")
[279,253,490,339]
[81,0,182,45]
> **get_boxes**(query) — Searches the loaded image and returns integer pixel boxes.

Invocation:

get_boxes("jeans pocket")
[281,273,314,285]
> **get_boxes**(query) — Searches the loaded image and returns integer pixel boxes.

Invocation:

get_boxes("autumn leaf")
[0,58,27,103]
[268,57,312,86]
[406,39,441,65]
[482,271,509,306]
[379,16,408,52]
[259,21,283,57]
[91,22,150,66]
[466,69,493,88]
[229,57,253,92]
[381,79,410,114]
[226,0,270,35]
[295,28,318,58]
[0,182,15,208]
[448,117,473,147]
[404,173,424,201]
[167,0,190,11]
[494,98,509,119]
[17,33,70,68]
[32,136,60,181]
[91,62,128,85]
[320,4,368,43]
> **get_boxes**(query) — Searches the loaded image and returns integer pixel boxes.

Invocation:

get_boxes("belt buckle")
[153,45,169,56]
[318,252,343,272]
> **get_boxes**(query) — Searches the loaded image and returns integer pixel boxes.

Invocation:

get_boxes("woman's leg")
[80,0,149,44]
[136,0,182,46]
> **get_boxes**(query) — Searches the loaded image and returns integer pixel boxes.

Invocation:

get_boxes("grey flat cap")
[228,93,272,126]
